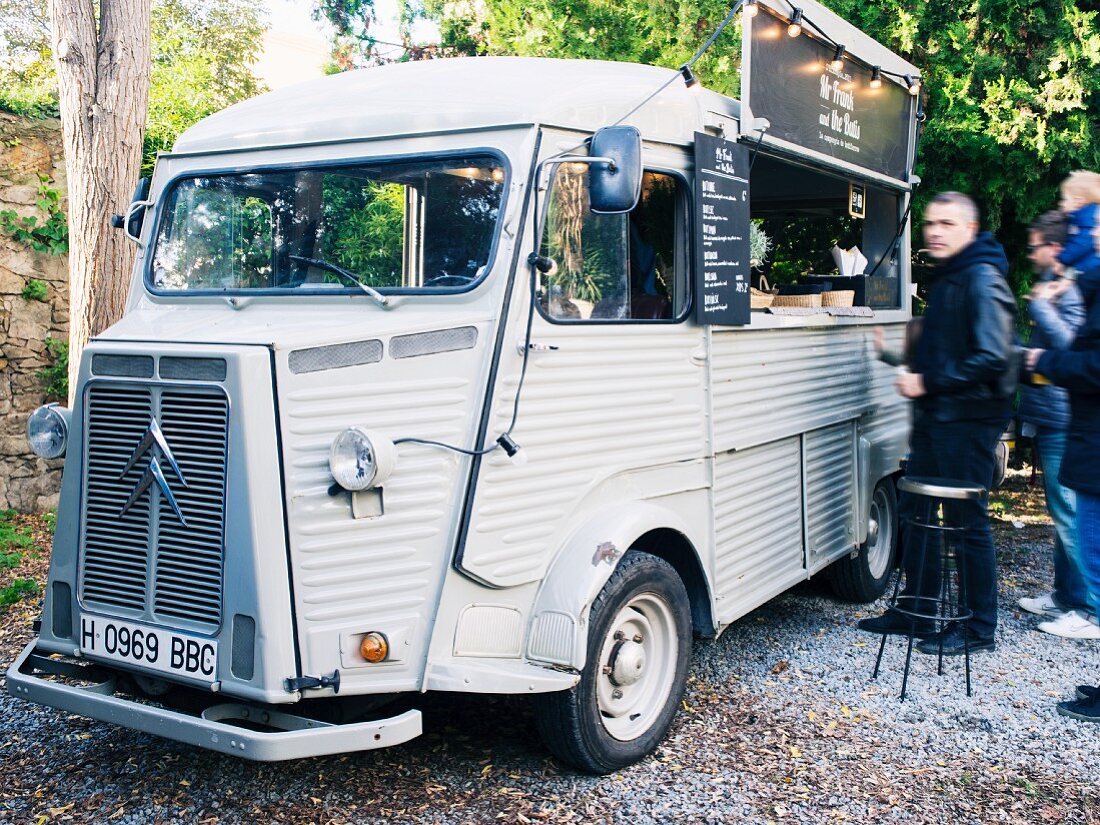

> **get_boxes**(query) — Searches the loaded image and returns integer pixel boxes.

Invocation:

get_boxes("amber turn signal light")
[359,632,388,663]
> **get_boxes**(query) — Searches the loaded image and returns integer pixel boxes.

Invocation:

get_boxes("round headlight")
[27,403,70,459]
[329,428,395,492]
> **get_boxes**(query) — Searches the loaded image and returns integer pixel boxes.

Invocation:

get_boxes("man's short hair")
[1029,210,1068,246]
[927,191,980,225]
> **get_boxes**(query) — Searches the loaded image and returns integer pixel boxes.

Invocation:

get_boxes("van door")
[457,141,708,589]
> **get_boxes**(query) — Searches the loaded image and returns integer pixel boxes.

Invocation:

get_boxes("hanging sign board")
[848,182,866,218]
[746,9,913,181]
[693,132,751,326]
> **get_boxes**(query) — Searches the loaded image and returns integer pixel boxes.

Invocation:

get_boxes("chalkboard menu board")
[747,9,913,181]
[694,133,751,326]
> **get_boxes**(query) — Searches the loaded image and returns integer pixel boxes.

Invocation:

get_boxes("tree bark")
[48,0,151,403]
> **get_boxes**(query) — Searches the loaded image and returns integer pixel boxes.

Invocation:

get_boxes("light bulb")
[830,45,845,72]
[787,8,803,37]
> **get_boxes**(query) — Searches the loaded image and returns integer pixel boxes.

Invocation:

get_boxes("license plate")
[79,614,218,683]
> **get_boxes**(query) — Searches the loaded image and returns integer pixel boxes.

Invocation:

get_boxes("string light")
[744,0,758,17]
[787,8,803,37]
[773,0,922,95]
[830,44,845,71]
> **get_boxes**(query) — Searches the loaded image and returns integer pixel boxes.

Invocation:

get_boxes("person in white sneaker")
[1037,608,1100,640]
[1017,212,1090,629]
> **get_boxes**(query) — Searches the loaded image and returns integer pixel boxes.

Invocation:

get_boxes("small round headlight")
[329,428,395,492]
[27,403,69,459]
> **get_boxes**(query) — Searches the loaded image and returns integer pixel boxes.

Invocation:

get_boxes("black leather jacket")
[914,234,1016,423]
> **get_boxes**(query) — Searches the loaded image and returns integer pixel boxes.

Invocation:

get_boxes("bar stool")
[871,475,988,700]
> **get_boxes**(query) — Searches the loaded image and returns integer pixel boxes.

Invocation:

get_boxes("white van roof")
[171,57,740,154]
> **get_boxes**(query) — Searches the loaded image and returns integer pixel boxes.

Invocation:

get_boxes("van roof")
[171,57,741,154]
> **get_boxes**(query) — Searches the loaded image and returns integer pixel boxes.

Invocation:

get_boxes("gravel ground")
[1,471,1099,824]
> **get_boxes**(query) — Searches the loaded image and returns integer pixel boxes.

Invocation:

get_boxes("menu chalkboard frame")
[693,132,752,327]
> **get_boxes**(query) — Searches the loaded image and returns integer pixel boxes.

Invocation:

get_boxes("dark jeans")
[898,415,1005,639]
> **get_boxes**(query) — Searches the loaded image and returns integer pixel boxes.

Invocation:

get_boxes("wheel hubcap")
[596,592,678,741]
[608,638,646,686]
[866,486,894,579]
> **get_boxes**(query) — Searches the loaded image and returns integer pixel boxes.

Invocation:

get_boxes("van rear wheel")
[827,478,897,602]
[533,552,691,774]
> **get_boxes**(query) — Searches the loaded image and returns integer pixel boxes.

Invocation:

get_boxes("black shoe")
[1076,684,1100,702]
[1057,692,1100,723]
[857,611,936,639]
[916,626,995,656]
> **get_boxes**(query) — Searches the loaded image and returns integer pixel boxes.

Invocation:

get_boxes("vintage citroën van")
[10,0,920,773]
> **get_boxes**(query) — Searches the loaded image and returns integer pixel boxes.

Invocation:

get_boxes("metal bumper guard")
[6,641,423,761]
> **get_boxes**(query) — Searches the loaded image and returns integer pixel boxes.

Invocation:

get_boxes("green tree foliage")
[0,0,56,117]
[313,0,457,65]
[424,0,1100,292]
[423,0,742,90]
[0,0,266,174]
[144,0,267,174]
[825,0,1100,293]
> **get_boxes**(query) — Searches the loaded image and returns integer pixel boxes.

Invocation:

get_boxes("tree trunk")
[49,0,151,404]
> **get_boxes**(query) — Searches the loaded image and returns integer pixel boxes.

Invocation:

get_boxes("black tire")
[827,478,898,602]
[533,551,692,774]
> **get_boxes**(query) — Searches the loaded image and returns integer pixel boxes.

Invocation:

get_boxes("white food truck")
[9,0,921,773]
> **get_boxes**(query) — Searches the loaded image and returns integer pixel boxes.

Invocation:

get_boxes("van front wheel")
[533,552,691,774]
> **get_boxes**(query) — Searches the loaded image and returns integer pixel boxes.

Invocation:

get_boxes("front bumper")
[6,641,422,761]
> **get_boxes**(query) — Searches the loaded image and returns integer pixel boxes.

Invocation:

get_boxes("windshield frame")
[143,147,512,298]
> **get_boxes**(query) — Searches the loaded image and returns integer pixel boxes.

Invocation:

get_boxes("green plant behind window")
[320,178,406,286]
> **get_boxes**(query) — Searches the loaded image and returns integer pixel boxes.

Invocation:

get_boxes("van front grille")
[79,381,229,632]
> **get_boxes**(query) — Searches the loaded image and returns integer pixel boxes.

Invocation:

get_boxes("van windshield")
[149,155,505,293]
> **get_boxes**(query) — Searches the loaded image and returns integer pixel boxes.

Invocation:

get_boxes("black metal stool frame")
[871,476,987,700]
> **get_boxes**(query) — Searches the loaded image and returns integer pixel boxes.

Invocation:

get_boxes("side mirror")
[126,177,151,239]
[588,126,642,214]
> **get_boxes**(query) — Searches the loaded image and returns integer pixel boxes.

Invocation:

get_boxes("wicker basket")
[771,293,822,308]
[821,289,855,307]
[751,275,777,309]
[750,287,775,309]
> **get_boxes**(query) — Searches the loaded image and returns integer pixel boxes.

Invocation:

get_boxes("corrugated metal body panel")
[712,437,804,621]
[461,324,707,587]
[805,422,857,567]
[711,326,875,452]
[278,332,489,682]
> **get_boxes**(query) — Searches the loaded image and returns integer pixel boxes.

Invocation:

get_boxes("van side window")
[539,170,687,322]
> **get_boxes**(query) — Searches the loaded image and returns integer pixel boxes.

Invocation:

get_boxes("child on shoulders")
[1058,170,1100,275]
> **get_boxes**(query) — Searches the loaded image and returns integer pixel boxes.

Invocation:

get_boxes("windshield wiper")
[289,255,389,308]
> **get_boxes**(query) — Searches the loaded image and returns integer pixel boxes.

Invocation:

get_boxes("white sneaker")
[1038,610,1100,640]
[1019,593,1069,617]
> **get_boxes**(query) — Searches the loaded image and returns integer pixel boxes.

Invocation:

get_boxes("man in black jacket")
[860,191,1016,654]
[1029,253,1100,721]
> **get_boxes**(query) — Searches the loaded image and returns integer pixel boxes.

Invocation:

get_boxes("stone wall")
[0,113,68,512]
